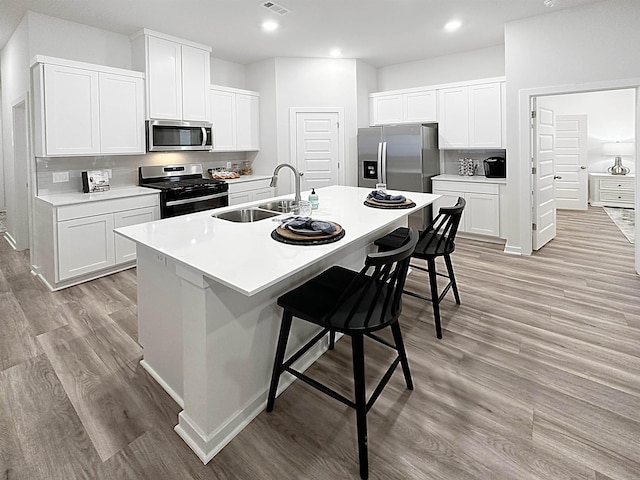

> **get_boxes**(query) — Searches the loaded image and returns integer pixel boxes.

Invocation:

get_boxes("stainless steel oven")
[139,164,228,218]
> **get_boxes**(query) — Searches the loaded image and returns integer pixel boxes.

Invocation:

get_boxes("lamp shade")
[603,141,635,156]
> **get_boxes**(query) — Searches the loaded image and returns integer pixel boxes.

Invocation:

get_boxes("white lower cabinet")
[34,191,160,290]
[58,213,115,280]
[228,178,274,206]
[432,179,501,237]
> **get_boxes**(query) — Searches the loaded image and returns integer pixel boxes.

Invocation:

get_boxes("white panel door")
[211,89,236,150]
[438,87,469,148]
[555,114,588,210]
[147,36,182,120]
[294,112,340,191]
[236,94,260,150]
[404,90,437,123]
[43,64,100,155]
[465,193,500,236]
[99,73,145,154]
[469,83,502,148]
[181,45,210,122]
[533,103,557,250]
[57,214,115,280]
[371,95,403,125]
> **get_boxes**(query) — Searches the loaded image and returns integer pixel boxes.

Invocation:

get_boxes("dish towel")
[367,191,406,202]
[282,216,337,234]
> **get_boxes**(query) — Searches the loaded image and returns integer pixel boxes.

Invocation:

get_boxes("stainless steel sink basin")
[257,199,298,213]
[214,208,281,223]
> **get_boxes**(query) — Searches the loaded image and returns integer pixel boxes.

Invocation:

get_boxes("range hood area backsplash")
[36,151,251,195]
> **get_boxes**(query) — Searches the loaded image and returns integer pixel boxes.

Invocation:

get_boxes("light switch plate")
[52,171,69,183]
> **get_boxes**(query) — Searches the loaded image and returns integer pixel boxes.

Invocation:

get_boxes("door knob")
[553,175,562,179]
[580,166,587,169]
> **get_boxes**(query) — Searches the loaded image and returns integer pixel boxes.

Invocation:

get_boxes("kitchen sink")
[257,199,298,213]
[214,208,281,223]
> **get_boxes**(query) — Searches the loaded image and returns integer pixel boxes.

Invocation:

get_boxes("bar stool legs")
[266,312,293,413]
[351,333,368,480]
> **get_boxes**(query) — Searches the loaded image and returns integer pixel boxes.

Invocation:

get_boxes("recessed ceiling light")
[330,48,342,58]
[262,20,279,32]
[444,20,462,32]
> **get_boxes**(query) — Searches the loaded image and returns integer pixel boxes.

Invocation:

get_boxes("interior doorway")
[9,95,32,252]
[530,87,637,256]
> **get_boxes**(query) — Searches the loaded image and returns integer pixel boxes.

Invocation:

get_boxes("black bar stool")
[266,228,419,480]
[374,197,465,339]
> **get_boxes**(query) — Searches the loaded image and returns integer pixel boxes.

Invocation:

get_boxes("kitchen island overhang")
[115,185,439,464]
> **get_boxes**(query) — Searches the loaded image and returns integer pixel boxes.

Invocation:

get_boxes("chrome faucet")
[270,163,304,204]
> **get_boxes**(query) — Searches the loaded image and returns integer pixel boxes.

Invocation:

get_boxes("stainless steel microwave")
[146,120,213,152]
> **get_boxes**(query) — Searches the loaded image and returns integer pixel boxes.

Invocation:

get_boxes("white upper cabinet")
[210,85,260,152]
[41,64,101,156]
[404,90,437,123]
[468,83,503,148]
[235,93,260,150]
[99,72,145,154]
[32,57,145,157]
[146,36,182,120]
[181,45,211,122]
[370,94,403,125]
[133,29,211,122]
[370,89,436,125]
[438,81,503,149]
[437,86,470,148]
[370,77,505,149]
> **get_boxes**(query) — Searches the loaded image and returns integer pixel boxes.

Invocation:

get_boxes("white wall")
[245,58,278,176]
[504,0,640,255]
[27,11,132,68]
[211,57,246,88]
[0,15,30,248]
[0,88,4,211]
[356,60,377,128]
[539,89,636,174]
[377,45,505,91]
[246,57,359,193]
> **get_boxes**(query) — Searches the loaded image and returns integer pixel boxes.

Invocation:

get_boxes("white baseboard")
[140,359,184,408]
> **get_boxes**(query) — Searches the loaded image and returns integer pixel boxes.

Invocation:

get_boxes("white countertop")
[36,186,159,207]
[433,174,507,184]
[115,185,438,296]
[223,174,272,184]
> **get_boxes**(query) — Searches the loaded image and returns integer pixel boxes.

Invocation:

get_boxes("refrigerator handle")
[381,142,388,184]
[377,142,383,183]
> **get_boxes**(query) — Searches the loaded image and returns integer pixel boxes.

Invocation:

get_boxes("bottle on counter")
[308,188,319,209]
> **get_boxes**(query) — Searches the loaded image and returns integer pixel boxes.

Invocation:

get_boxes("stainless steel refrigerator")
[357,123,440,229]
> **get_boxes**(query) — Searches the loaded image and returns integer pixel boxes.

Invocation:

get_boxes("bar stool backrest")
[326,228,419,331]
[417,197,466,257]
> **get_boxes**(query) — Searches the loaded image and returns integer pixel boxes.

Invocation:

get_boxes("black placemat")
[271,228,346,245]
[364,199,416,209]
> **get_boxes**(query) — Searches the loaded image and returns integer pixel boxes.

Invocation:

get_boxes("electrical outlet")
[52,171,69,183]
[226,162,232,170]
[154,252,168,267]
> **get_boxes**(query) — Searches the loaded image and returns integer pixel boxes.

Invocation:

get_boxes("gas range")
[139,164,229,218]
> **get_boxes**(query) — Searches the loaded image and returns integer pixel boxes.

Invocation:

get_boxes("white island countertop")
[116,185,438,296]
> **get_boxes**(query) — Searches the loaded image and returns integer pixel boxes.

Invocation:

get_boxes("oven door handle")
[165,192,228,207]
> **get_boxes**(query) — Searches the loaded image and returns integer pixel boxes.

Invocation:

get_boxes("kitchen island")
[115,185,438,463]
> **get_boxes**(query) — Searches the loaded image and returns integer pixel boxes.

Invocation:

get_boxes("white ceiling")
[0,0,605,67]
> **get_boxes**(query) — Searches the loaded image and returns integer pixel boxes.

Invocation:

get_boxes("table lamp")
[604,141,634,175]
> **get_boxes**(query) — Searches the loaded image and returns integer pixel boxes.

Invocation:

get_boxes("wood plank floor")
[1,206,639,479]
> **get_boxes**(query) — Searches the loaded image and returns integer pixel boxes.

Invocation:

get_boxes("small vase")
[607,157,630,175]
